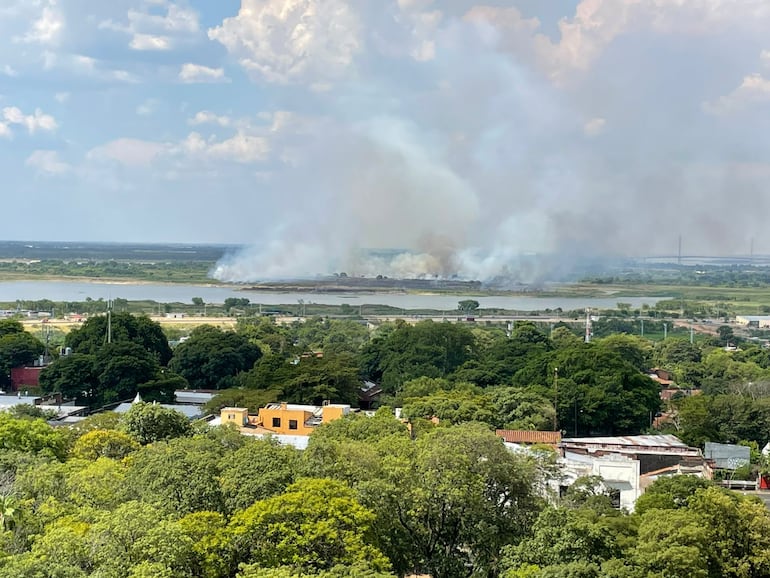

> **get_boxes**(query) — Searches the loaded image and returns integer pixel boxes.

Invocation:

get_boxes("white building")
[555,434,707,512]
[554,453,641,511]
[736,315,770,328]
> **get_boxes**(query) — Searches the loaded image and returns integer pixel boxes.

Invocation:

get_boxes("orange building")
[220,402,351,436]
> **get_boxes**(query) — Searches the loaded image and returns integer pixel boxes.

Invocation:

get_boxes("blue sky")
[2,1,770,278]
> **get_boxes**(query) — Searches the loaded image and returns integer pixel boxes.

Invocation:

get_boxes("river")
[0,280,665,311]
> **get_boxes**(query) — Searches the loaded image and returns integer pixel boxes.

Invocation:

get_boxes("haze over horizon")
[3,1,770,280]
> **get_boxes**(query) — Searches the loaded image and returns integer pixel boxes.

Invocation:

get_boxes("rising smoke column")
[211,0,770,283]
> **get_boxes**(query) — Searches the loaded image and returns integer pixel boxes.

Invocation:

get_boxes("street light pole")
[574,399,578,437]
[553,367,559,432]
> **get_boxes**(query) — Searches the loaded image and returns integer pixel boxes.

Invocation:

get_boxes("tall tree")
[0,331,45,388]
[127,437,226,516]
[220,438,300,513]
[170,325,262,390]
[227,478,390,574]
[120,402,192,445]
[66,312,172,365]
[361,321,477,392]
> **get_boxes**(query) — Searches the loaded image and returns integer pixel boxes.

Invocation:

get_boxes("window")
[289,419,298,430]
[272,417,281,428]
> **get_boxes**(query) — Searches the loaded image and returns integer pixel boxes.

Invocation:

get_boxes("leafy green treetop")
[120,401,192,445]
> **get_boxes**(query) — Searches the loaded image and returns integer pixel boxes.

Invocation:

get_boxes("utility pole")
[663,323,668,340]
[640,318,644,337]
[584,309,592,343]
[553,367,559,432]
[574,399,579,437]
[107,299,112,344]
[690,326,694,344]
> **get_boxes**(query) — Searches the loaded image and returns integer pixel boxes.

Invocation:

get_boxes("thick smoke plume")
[212,1,770,283]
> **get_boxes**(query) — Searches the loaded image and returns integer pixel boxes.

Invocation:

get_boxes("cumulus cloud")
[5,0,770,264]
[178,63,229,83]
[88,111,285,169]
[129,33,170,51]
[99,1,199,51]
[208,0,362,85]
[704,73,770,114]
[26,150,70,175]
[2,106,58,134]
[188,111,234,127]
[179,132,270,163]
[87,138,167,167]
[19,0,64,45]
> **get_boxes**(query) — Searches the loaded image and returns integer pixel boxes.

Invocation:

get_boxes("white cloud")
[85,106,312,173]
[704,73,770,114]
[19,0,64,45]
[178,63,229,83]
[54,92,69,103]
[583,117,606,137]
[463,1,770,85]
[178,131,270,163]
[136,99,159,116]
[89,129,271,168]
[100,1,199,51]
[26,150,70,175]
[762,49,770,66]
[128,2,199,34]
[206,133,271,163]
[2,106,57,134]
[394,0,442,62]
[0,123,11,139]
[41,52,139,83]
[1,65,18,77]
[129,33,171,51]
[208,0,361,85]
[87,138,167,167]
[188,111,233,127]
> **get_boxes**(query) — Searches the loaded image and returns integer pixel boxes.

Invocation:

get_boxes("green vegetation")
[0,303,770,575]
[1,404,770,577]
[0,259,216,284]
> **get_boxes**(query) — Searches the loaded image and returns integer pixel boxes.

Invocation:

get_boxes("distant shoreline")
[0,274,232,288]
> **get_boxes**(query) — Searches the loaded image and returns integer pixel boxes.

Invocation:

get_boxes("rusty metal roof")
[496,430,562,444]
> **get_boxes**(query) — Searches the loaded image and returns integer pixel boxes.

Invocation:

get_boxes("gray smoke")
[212,1,770,283]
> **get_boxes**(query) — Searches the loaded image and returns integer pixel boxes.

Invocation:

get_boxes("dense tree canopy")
[120,401,192,445]
[0,327,44,388]
[14,307,770,577]
[66,312,172,364]
[361,320,477,392]
[170,325,262,390]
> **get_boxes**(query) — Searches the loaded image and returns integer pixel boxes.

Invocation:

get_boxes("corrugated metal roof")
[704,442,750,470]
[174,391,215,404]
[561,434,689,448]
[496,430,562,444]
[114,403,202,419]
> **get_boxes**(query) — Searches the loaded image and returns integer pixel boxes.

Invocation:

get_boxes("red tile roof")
[496,430,562,445]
